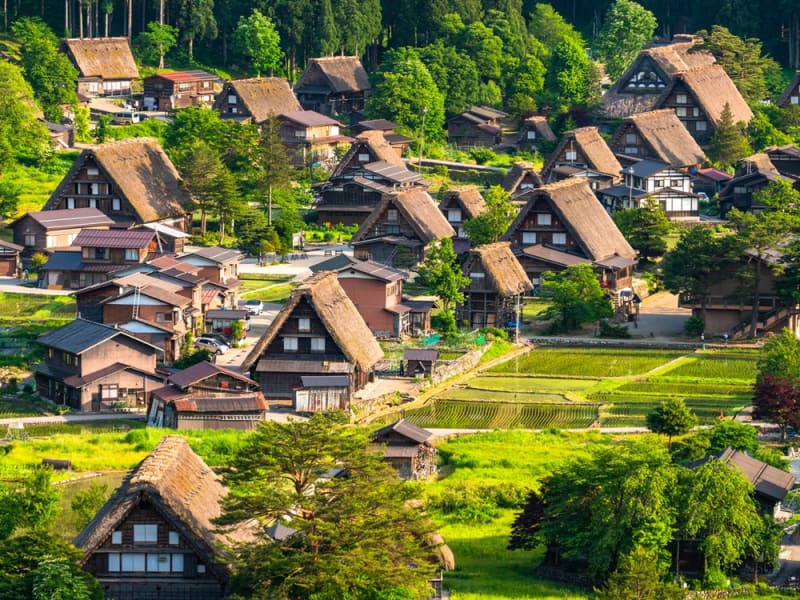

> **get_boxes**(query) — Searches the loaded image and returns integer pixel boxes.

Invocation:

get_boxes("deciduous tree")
[418,237,470,333]
[595,545,684,600]
[612,197,670,261]
[233,10,283,77]
[595,0,657,80]
[135,21,178,67]
[646,397,698,451]
[463,185,514,246]
[540,264,613,332]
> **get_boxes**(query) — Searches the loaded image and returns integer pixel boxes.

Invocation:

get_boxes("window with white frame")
[311,337,325,352]
[24,234,35,246]
[531,276,541,286]
[133,524,158,543]
[283,337,298,352]
[112,198,121,211]
[228,94,237,104]
[625,133,637,144]
[298,317,310,332]
[358,153,370,162]
[522,231,537,244]
[676,107,687,117]
[112,531,122,544]
[527,130,536,139]
[537,213,551,225]
[447,208,462,222]
[386,209,398,222]
[101,384,118,401]
[552,232,567,245]
[676,93,687,104]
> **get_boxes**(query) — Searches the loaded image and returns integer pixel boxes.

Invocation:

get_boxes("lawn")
[240,281,297,303]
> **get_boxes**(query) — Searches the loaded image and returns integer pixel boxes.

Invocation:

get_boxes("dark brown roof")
[47,138,189,224]
[74,436,248,576]
[172,396,267,413]
[521,244,593,267]
[611,109,706,168]
[372,419,433,445]
[469,242,533,296]
[521,116,556,141]
[439,186,488,220]
[337,260,407,282]
[64,362,160,388]
[0,239,23,252]
[105,284,191,309]
[778,71,800,107]
[61,37,139,79]
[20,208,113,230]
[241,272,383,372]
[279,110,342,127]
[403,349,439,362]
[505,179,636,262]
[716,447,795,502]
[542,127,622,181]
[670,64,753,126]
[168,360,257,389]
[37,318,157,354]
[330,131,405,178]
[73,228,154,248]
[297,56,371,94]
[217,77,301,123]
[352,189,455,246]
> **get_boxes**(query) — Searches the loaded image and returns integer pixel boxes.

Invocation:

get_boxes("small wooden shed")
[403,349,439,377]
[372,419,437,480]
[294,375,351,413]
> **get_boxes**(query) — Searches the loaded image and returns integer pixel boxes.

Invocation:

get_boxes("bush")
[479,327,509,341]
[432,312,457,336]
[685,316,705,337]
[469,147,496,165]
[427,481,528,523]
[704,568,729,590]
[598,320,631,339]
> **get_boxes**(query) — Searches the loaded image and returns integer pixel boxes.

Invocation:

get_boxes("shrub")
[685,316,705,337]
[432,312,457,336]
[704,568,729,590]
[478,327,509,341]
[469,147,496,164]
[598,320,631,339]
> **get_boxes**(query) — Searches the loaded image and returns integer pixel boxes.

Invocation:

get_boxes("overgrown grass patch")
[242,282,296,303]
[0,293,75,319]
[402,399,597,429]
[8,153,79,217]
[488,348,686,377]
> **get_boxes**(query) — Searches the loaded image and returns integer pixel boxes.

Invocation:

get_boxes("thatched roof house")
[351,189,455,267]
[439,186,487,239]
[718,153,799,216]
[516,115,556,152]
[331,130,406,176]
[43,138,190,229]
[213,77,301,123]
[609,109,706,169]
[241,272,383,404]
[74,436,249,599]
[778,70,800,108]
[502,162,544,199]
[60,37,139,97]
[295,56,371,116]
[541,127,622,187]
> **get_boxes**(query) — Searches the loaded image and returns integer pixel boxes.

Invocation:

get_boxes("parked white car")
[245,299,264,315]
[194,337,230,355]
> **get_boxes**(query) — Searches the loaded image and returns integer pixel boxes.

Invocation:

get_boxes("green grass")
[663,354,759,380]
[614,380,752,397]
[468,376,599,392]
[241,282,297,302]
[488,348,686,377]
[401,400,598,429]
[0,293,76,320]
[439,388,571,403]
[598,396,748,427]
[238,275,294,295]
[7,153,79,217]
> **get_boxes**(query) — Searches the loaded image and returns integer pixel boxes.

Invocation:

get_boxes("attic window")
[792,96,799,105]
[527,131,536,140]
[228,95,237,104]
[87,167,99,176]
[676,93,687,104]
[311,337,325,352]
[112,531,122,544]
[67,198,75,209]
[387,209,398,222]
[133,524,158,543]
[522,232,537,245]
[625,133,636,144]
[284,337,298,352]
[197,564,207,574]
[537,213,551,226]
[447,208,462,223]
[552,233,567,246]
[565,151,577,161]
[169,531,179,545]
[112,198,121,211]
[676,107,687,118]
[358,153,370,162]
[298,318,310,332]
[696,121,707,132]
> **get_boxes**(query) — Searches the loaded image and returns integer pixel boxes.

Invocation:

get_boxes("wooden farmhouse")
[213,77,300,124]
[439,186,487,240]
[718,153,800,217]
[598,159,699,221]
[541,127,622,190]
[777,70,800,108]
[74,436,248,599]
[502,162,544,201]
[351,189,455,268]
[240,272,383,409]
[0,240,22,277]
[277,110,351,168]
[34,319,162,412]
[147,361,266,430]
[653,64,753,146]
[457,242,533,332]
[601,35,715,119]
[608,109,706,169]
[315,130,424,227]
[715,448,795,517]
[765,145,800,179]
[515,116,556,153]
[42,119,75,149]
[349,118,413,155]
[446,106,508,149]
[403,348,439,377]
[205,309,249,340]
[12,208,113,260]
[692,167,732,198]
[502,178,637,296]
[294,56,371,116]
[60,37,139,97]
[371,419,437,480]
[43,138,191,230]
[142,70,217,111]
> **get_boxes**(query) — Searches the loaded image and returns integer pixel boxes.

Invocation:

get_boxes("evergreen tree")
[595,546,684,600]
[612,197,670,261]
[333,0,381,56]
[646,398,698,451]
[176,0,218,61]
[708,102,751,167]
[256,116,292,225]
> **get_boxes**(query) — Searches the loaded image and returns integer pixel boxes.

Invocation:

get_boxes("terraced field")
[404,347,758,429]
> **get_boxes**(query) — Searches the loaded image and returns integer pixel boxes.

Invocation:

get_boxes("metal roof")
[206,309,249,320]
[149,69,216,83]
[23,208,114,230]
[362,161,421,184]
[38,319,122,354]
[280,110,342,127]
[403,349,439,361]
[624,159,672,178]
[521,244,592,267]
[73,228,155,248]
[168,360,257,389]
[338,260,407,282]
[182,246,243,264]
[41,250,82,271]
[300,375,350,387]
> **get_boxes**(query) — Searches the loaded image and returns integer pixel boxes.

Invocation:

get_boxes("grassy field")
[0,292,76,321]
[487,348,686,377]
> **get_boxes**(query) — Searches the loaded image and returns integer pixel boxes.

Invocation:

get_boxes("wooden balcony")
[678,293,784,311]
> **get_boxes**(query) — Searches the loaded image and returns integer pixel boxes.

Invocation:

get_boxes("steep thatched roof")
[738,153,779,175]
[352,189,455,246]
[216,77,301,123]
[297,56,371,94]
[241,272,383,373]
[611,109,706,168]
[46,138,189,223]
[61,37,139,79]
[602,35,715,118]
[330,131,404,178]
[74,436,247,577]
[670,64,753,126]
[439,186,487,220]
[469,242,532,296]
[504,179,635,262]
[542,127,622,181]
[778,71,800,107]
[501,162,544,194]
[521,116,556,141]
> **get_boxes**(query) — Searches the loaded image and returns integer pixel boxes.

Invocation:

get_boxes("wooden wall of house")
[336,276,396,336]
[103,302,184,331]
[82,336,158,375]
[77,287,124,322]
[657,82,712,145]
[295,386,350,412]
[79,370,163,412]
[176,413,265,431]
[506,197,578,253]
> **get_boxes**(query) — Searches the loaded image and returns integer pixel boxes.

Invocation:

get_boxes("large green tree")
[219,413,438,598]
[757,327,800,380]
[233,10,283,77]
[707,102,751,168]
[594,0,657,80]
[418,40,481,116]
[333,0,381,56]
[646,398,698,451]
[540,264,613,332]
[544,36,597,110]
[256,116,292,225]
[595,545,685,600]
[612,198,670,261]
[418,237,470,334]
[176,0,218,61]
[135,21,178,67]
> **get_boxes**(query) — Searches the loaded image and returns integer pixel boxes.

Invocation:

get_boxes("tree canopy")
[462,185,515,246]
[612,198,670,261]
[646,397,698,451]
[594,0,657,80]
[233,10,283,77]
[540,264,613,332]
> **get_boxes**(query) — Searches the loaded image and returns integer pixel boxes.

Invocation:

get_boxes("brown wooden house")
[351,189,455,268]
[458,241,533,332]
[60,37,139,97]
[42,138,191,230]
[179,246,242,308]
[214,77,300,124]
[718,153,799,217]
[371,419,437,480]
[765,145,800,179]
[502,178,637,296]
[777,71,800,108]
[74,436,247,599]
[34,319,162,412]
[316,130,424,227]
[447,106,508,150]
[349,118,413,155]
[439,186,488,240]
[541,127,622,190]
[277,110,352,168]
[403,349,439,377]
[240,272,383,405]
[12,208,113,260]
[294,56,371,116]
[515,116,556,153]
[502,162,544,201]
[147,361,266,430]
[609,109,706,169]
[0,239,22,277]
[142,70,217,111]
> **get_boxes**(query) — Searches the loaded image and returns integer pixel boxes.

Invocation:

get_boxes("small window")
[527,130,536,139]
[147,554,171,572]
[172,553,184,572]
[87,167,99,176]
[470,272,485,279]
[386,209,398,222]
[121,553,146,571]
[24,234,35,246]
[522,231,537,245]
[537,213,551,225]
[197,564,206,574]
[676,107,687,117]
[311,337,325,352]
[112,198,121,211]
[531,276,541,286]
[90,183,100,195]
[565,151,577,161]
[676,93,687,104]
[670,179,682,188]
[133,524,158,543]
[696,121,707,131]
[89,198,97,208]
[625,133,636,144]
[447,208,462,222]
[552,232,567,245]
[653,179,663,188]
[734,186,747,194]
[156,312,172,323]
[125,248,139,261]
[792,96,799,105]
[108,553,120,572]
[283,337,298,352]
[298,318,310,332]
[169,531,179,545]
[624,146,638,154]
[67,198,75,209]
[228,94,237,104]
[112,531,122,544]
[358,153,370,162]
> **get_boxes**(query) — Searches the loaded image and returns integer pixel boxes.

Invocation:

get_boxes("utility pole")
[418,106,427,175]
